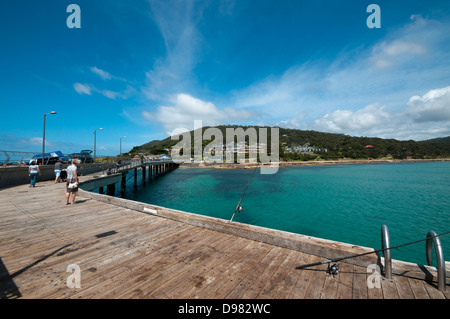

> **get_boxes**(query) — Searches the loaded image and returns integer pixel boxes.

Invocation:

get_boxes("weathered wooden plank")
[272,252,309,299]
[286,254,319,299]
[179,237,257,299]
[352,265,368,299]
[443,290,450,299]
[242,248,290,299]
[71,227,207,298]
[303,262,328,299]
[1,214,166,273]
[0,205,138,249]
[224,246,278,299]
[16,223,191,299]
[152,235,247,299]
[320,268,340,299]
[10,210,193,296]
[423,281,445,299]
[193,240,268,299]
[381,277,399,299]
[119,235,230,298]
[408,277,430,299]
[335,262,354,299]
[53,226,202,299]
[393,275,415,299]
[100,229,222,298]
[256,249,299,299]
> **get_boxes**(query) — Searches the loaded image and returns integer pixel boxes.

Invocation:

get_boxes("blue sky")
[1,0,450,156]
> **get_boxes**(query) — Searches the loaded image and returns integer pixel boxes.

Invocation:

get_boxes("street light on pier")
[42,111,57,165]
[93,128,104,160]
[120,136,127,156]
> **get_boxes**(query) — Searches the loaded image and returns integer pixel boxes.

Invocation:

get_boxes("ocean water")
[114,161,450,265]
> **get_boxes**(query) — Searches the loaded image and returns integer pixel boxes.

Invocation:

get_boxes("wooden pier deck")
[0,177,448,300]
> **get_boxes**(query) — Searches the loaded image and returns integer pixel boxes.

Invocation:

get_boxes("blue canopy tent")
[32,151,65,165]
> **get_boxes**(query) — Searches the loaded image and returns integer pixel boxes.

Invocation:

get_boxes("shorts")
[55,170,61,177]
[66,180,78,193]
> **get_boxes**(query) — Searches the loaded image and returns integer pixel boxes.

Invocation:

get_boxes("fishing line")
[295,230,450,270]
[229,166,258,223]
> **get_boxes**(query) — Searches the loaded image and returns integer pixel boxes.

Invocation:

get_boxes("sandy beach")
[179,158,450,169]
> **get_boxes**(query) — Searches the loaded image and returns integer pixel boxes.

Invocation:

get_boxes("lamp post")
[42,111,57,165]
[120,136,127,156]
[93,128,103,160]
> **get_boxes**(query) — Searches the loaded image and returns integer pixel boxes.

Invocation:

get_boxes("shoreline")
[179,158,450,169]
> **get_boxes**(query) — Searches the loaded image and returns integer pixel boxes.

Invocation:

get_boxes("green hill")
[422,136,450,143]
[129,126,450,161]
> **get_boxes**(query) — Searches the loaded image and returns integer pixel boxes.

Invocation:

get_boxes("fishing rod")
[296,230,450,270]
[229,166,258,223]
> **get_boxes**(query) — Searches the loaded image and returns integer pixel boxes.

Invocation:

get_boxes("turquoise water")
[115,162,450,265]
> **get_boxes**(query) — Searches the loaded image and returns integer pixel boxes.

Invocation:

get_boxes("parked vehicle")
[67,150,94,163]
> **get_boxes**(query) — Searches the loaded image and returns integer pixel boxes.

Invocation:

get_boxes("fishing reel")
[327,263,339,277]
[229,206,244,223]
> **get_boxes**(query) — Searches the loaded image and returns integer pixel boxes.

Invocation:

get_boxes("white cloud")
[0,135,61,152]
[73,82,133,100]
[312,103,391,134]
[227,15,450,142]
[90,66,126,82]
[73,83,92,95]
[384,41,427,56]
[277,113,307,129]
[280,86,450,141]
[146,93,255,135]
[29,137,44,145]
[370,40,428,70]
[100,89,122,100]
[406,86,450,122]
[143,0,205,101]
[90,66,113,80]
[74,66,133,100]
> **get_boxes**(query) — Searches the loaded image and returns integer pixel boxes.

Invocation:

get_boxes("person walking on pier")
[28,160,41,187]
[65,159,79,205]
[54,159,63,183]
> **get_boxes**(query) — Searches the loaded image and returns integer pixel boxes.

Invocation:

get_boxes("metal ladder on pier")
[381,225,447,292]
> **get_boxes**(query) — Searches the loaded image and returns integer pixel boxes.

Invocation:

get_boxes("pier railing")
[79,158,178,195]
[110,158,174,173]
[0,150,38,167]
